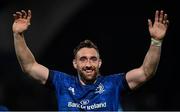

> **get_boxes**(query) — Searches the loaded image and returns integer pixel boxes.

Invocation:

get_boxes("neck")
[78,76,98,85]
[79,79,97,85]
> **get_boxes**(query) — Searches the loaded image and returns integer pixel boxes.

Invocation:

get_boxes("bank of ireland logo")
[80,99,89,105]
[68,87,75,95]
[95,83,105,94]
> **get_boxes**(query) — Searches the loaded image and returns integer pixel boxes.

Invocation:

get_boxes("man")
[12,10,169,111]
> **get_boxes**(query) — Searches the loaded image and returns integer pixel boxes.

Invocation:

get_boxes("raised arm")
[12,10,49,84]
[126,10,169,90]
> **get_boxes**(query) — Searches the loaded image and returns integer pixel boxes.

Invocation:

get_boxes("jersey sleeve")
[45,70,72,90]
[45,70,55,89]
[112,73,131,94]
[121,73,131,93]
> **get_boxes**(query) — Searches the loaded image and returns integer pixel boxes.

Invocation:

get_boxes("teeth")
[85,70,93,73]
[86,70,92,71]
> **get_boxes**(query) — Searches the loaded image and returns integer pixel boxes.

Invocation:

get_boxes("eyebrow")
[79,56,97,58]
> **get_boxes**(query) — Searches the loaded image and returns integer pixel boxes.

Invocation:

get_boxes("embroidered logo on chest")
[68,87,75,95]
[80,99,90,105]
[95,83,105,94]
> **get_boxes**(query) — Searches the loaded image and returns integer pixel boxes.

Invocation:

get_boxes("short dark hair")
[73,39,99,57]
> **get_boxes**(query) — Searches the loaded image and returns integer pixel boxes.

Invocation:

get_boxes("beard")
[78,66,100,84]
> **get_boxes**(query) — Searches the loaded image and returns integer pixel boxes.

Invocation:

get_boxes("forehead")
[76,48,99,58]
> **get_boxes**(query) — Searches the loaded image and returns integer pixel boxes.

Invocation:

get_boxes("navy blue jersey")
[46,70,130,111]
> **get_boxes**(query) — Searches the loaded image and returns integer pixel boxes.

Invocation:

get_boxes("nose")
[85,60,92,67]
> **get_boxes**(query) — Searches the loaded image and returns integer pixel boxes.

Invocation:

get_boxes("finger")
[21,10,27,19]
[165,20,169,27]
[163,14,167,24]
[13,14,18,20]
[155,10,159,22]
[163,14,168,25]
[27,10,32,20]
[164,14,168,21]
[159,10,164,23]
[148,19,152,29]
[16,12,22,18]
[163,20,166,24]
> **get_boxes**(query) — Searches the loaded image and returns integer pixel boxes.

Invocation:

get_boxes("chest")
[58,82,119,110]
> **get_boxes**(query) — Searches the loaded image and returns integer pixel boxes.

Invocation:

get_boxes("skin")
[12,10,169,90]
[73,48,102,85]
[13,10,49,84]
[126,10,169,89]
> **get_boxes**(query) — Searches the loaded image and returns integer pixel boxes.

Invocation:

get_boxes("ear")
[73,59,77,69]
[98,59,102,68]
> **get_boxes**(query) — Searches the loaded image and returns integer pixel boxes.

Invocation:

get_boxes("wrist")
[13,32,24,39]
[13,32,23,36]
[151,38,163,47]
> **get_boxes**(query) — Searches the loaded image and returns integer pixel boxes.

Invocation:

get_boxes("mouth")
[84,69,94,74]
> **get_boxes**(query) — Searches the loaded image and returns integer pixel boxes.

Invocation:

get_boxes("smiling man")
[73,42,102,85]
[12,10,169,111]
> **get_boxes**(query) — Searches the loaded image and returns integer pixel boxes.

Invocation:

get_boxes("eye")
[90,56,98,62]
[79,57,87,62]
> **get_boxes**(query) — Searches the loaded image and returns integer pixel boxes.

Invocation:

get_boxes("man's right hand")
[12,10,31,34]
[12,9,49,84]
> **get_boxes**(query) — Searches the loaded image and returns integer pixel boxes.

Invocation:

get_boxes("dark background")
[0,0,179,111]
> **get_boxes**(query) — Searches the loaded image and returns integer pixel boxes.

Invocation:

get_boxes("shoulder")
[102,73,129,89]
[47,70,76,86]
[98,73,125,86]
[50,70,75,81]
[45,70,76,89]
[103,73,125,80]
